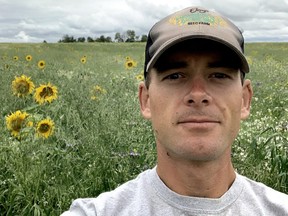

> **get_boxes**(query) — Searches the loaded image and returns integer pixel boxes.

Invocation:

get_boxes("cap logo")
[190,8,209,13]
[168,8,228,28]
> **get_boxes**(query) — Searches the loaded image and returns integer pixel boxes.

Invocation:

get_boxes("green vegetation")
[0,42,287,215]
[58,30,148,43]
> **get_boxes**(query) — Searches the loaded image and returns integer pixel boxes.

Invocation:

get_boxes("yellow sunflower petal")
[36,118,54,138]
[125,60,137,69]
[12,75,35,97]
[34,83,58,104]
[38,60,46,69]
[26,55,32,61]
[6,110,29,138]
[80,57,87,64]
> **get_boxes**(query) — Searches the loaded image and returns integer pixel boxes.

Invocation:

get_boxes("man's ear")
[138,82,151,119]
[241,79,253,120]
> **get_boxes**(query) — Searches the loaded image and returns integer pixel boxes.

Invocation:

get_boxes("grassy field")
[0,42,287,215]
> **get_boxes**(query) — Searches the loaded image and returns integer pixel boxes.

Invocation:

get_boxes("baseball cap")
[144,6,249,77]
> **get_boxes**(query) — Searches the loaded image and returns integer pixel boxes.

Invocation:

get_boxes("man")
[62,6,288,215]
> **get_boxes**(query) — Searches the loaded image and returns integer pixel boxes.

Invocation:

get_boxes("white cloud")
[0,0,287,42]
[14,31,38,42]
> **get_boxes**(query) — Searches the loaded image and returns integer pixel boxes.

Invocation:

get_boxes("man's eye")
[164,73,183,80]
[210,73,230,79]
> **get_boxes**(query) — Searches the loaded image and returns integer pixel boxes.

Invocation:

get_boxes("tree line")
[58,30,148,43]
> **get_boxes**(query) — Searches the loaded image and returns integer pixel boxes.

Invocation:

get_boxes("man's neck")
[156,147,236,198]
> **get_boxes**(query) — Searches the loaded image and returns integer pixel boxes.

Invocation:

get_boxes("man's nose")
[183,77,212,106]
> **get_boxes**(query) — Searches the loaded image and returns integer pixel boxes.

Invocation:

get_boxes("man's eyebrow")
[154,61,188,72]
[207,59,239,69]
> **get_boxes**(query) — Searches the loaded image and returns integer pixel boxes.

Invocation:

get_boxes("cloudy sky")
[0,0,287,43]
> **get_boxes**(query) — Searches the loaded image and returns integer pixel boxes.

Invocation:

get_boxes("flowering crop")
[0,42,287,215]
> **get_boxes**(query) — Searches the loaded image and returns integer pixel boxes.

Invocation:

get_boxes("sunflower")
[34,83,58,104]
[12,75,35,97]
[38,60,46,69]
[125,60,137,69]
[6,110,29,138]
[36,118,54,138]
[125,56,131,61]
[26,55,32,61]
[4,64,10,70]
[81,57,87,64]
[136,74,144,81]
[13,56,19,61]
[90,85,106,100]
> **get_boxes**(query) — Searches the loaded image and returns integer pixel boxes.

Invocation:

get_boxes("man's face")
[139,45,252,162]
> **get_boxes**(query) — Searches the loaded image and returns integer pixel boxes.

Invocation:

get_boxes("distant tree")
[59,34,77,43]
[77,37,86,42]
[58,31,142,43]
[95,35,106,42]
[125,30,136,42]
[115,32,124,42]
[106,36,112,42]
[140,34,148,42]
[95,35,112,42]
[87,37,94,42]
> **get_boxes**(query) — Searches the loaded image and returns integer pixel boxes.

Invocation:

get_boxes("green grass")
[0,42,287,215]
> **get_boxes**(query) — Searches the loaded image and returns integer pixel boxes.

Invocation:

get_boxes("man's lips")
[175,111,221,129]
[177,118,220,124]
[176,116,221,130]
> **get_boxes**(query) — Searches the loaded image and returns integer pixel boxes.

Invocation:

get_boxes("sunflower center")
[39,123,50,133]
[128,62,133,67]
[40,87,53,98]
[16,81,29,94]
[11,119,24,132]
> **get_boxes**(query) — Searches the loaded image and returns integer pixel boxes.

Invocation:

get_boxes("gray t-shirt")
[61,167,288,216]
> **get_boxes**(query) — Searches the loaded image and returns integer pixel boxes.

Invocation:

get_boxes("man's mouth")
[176,115,221,130]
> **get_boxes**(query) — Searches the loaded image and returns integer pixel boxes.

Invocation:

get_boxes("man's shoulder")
[97,168,154,201]
[61,168,155,216]
[238,173,288,211]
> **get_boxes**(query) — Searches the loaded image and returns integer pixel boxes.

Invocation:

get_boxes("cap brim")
[146,35,250,73]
